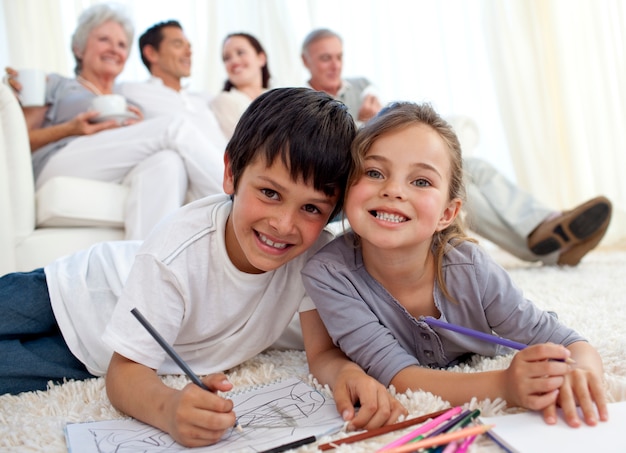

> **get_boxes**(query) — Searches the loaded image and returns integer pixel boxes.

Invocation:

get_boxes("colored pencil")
[433,408,480,436]
[421,409,474,440]
[423,317,575,363]
[441,440,459,453]
[456,434,477,453]
[259,425,342,453]
[423,316,527,350]
[381,424,494,453]
[421,409,481,452]
[376,406,462,451]
[423,410,480,453]
[317,409,448,451]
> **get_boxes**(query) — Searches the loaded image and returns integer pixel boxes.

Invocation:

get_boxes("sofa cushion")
[36,176,128,228]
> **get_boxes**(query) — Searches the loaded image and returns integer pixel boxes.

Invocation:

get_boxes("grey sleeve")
[473,247,586,346]
[302,260,419,387]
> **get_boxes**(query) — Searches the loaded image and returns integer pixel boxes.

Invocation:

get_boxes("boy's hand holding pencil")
[165,372,239,445]
[130,308,242,447]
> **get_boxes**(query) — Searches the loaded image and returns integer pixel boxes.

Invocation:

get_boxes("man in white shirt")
[119,20,226,148]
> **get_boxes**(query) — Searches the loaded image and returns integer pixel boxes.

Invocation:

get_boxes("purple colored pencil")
[423,317,527,350]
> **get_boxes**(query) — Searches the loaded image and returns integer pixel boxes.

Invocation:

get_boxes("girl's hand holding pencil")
[543,341,609,429]
[503,343,576,411]
[423,317,608,428]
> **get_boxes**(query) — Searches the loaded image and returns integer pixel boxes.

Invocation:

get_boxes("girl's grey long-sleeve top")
[301,233,585,386]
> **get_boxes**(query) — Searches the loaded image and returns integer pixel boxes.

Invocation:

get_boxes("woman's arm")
[27,110,118,152]
[300,309,407,430]
[6,68,118,151]
[105,352,237,448]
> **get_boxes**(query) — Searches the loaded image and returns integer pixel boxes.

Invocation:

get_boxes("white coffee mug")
[16,68,46,107]
[90,94,127,117]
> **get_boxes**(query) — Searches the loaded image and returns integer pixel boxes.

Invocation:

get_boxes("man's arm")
[358,93,381,123]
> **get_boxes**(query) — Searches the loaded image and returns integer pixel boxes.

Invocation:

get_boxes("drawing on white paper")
[66,378,344,452]
[87,425,181,452]
[231,378,326,429]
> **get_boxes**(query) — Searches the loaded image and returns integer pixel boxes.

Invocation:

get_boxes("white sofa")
[0,82,128,274]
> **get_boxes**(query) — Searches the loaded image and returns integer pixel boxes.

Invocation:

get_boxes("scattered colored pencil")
[381,424,494,453]
[318,409,449,451]
[456,434,477,453]
[422,409,481,452]
[376,406,462,451]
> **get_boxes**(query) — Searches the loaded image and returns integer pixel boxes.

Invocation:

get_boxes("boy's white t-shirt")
[48,194,331,376]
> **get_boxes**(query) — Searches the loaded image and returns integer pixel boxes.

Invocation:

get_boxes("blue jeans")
[0,269,95,395]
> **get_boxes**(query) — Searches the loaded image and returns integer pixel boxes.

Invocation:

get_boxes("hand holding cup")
[4,68,47,106]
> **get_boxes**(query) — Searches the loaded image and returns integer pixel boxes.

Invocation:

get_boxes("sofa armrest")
[36,176,128,228]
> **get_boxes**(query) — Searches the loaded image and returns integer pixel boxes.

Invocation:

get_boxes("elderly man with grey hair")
[301,28,381,124]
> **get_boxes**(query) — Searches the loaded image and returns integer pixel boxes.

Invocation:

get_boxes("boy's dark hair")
[138,20,183,71]
[226,87,355,220]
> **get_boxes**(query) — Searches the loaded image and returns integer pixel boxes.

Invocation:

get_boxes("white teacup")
[16,68,46,107]
[90,94,127,117]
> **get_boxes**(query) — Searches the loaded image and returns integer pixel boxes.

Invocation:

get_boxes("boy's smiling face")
[223,154,338,274]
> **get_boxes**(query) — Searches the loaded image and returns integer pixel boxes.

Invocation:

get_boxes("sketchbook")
[478,400,626,453]
[65,377,345,453]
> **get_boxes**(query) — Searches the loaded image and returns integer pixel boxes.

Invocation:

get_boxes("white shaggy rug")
[1,247,625,452]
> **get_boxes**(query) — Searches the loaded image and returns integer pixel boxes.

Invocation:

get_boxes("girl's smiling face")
[345,124,460,251]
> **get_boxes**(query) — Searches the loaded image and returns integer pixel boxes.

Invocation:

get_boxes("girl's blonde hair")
[348,102,476,301]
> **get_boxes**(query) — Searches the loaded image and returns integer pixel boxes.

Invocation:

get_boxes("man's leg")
[122,151,187,240]
[463,157,611,265]
[463,157,557,263]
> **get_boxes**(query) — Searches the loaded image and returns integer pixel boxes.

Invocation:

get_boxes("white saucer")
[91,112,138,124]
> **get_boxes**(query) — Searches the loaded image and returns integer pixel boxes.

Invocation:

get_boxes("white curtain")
[484,0,626,242]
[1,0,624,243]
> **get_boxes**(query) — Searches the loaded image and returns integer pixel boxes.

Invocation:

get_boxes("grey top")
[306,77,372,123]
[31,74,125,180]
[335,77,372,120]
[301,232,585,386]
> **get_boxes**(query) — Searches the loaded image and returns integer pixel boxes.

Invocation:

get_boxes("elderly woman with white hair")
[7,4,226,239]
